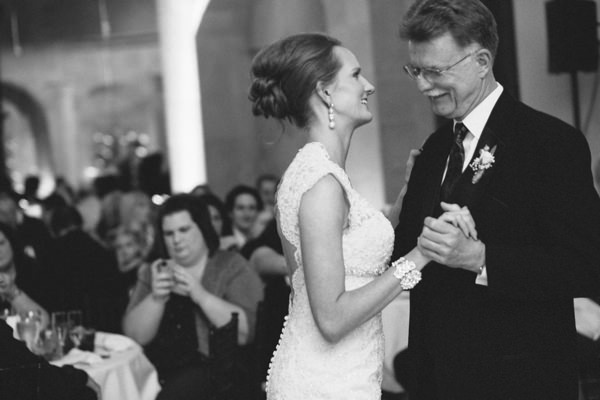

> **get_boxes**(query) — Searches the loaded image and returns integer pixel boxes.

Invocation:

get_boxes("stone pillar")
[156,0,210,193]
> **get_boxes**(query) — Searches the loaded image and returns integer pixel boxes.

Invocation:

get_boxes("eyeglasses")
[403,50,479,82]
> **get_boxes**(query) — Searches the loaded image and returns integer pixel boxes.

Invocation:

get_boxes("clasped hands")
[418,202,485,273]
[150,259,206,302]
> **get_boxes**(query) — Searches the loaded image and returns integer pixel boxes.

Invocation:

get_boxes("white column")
[156,0,210,193]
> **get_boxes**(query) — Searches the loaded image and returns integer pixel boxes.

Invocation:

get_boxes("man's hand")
[418,203,485,272]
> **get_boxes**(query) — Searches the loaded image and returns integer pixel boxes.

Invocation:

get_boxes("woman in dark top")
[122,194,263,400]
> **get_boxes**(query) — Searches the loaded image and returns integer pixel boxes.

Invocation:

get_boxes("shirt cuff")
[475,265,488,286]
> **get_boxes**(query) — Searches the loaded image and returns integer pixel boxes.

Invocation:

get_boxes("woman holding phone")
[122,194,263,400]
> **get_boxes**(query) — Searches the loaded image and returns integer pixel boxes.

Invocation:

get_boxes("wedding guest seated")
[0,191,55,270]
[0,319,100,400]
[112,224,152,299]
[122,193,263,400]
[118,191,156,239]
[194,192,228,239]
[0,223,49,329]
[253,174,279,237]
[190,183,213,197]
[48,205,122,330]
[221,185,263,251]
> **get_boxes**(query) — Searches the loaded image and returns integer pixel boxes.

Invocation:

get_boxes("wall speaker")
[546,0,599,73]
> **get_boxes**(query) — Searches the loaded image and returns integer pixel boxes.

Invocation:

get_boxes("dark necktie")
[440,122,468,202]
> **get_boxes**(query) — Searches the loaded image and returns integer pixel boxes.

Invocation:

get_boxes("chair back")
[209,312,240,400]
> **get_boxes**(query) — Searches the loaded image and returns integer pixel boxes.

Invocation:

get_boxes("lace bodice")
[266,142,394,400]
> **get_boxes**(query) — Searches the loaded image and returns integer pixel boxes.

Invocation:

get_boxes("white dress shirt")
[447,82,504,285]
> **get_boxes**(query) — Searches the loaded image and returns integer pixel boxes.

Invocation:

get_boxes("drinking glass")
[51,311,68,357]
[37,328,59,360]
[0,306,11,320]
[16,312,40,351]
[67,310,84,349]
[79,328,96,352]
[67,310,82,329]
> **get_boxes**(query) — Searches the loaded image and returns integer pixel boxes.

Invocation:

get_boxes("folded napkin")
[53,348,103,367]
[94,332,137,352]
[5,315,19,339]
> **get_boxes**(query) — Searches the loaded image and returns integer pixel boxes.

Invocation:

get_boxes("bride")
[248,33,475,400]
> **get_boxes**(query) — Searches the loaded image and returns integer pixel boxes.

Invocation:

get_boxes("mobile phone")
[157,259,171,272]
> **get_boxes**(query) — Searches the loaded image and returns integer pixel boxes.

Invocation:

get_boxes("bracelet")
[391,257,422,290]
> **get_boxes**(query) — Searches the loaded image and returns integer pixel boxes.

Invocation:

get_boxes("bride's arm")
[300,175,428,344]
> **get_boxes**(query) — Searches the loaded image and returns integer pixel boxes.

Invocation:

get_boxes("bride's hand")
[438,202,478,240]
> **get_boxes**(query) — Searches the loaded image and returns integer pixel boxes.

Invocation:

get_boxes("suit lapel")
[420,123,454,218]
[444,92,516,208]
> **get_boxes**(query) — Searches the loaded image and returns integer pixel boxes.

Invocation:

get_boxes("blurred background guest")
[0,191,55,269]
[0,222,49,329]
[189,183,213,197]
[118,190,156,238]
[252,174,278,239]
[112,224,152,299]
[51,177,77,207]
[75,186,103,239]
[47,205,122,331]
[122,193,263,400]
[93,174,124,246]
[221,185,263,251]
[22,175,42,208]
[194,192,228,242]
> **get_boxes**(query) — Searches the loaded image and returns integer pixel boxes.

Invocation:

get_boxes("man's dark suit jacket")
[393,91,600,400]
[0,320,95,400]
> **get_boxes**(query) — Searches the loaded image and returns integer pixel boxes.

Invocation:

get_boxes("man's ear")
[475,49,493,77]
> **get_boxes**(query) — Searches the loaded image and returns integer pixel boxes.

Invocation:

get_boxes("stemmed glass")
[16,311,41,351]
[0,306,11,320]
[67,310,83,349]
[51,311,68,357]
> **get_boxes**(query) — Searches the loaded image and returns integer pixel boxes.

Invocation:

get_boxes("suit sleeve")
[0,320,95,400]
[486,127,600,300]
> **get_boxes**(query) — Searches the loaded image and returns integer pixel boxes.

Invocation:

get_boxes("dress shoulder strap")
[276,142,351,260]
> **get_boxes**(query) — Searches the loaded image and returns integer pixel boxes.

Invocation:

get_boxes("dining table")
[51,331,161,400]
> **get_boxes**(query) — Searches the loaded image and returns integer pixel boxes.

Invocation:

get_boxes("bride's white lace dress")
[266,142,394,400]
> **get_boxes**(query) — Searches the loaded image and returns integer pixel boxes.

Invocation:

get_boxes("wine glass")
[67,310,83,349]
[0,306,11,320]
[16,312,40,351]
[67,310,82,329]
[37,328,59,360]
[51,311,68,357]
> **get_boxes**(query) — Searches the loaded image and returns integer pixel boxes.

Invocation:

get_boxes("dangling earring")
[328,103,335,129]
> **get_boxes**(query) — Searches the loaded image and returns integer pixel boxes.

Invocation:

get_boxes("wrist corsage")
[391,257,422,290]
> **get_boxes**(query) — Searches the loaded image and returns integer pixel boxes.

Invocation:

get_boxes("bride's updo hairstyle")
[249,33,341,129]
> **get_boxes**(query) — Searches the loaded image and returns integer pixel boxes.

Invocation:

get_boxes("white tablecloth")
[52,332,161,400]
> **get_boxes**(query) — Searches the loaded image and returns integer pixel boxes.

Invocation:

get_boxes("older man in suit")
[393,1,600,399]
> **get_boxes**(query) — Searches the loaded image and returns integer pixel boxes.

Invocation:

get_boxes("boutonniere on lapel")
[469,145,497,184]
